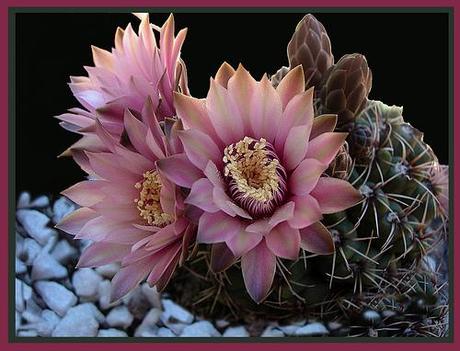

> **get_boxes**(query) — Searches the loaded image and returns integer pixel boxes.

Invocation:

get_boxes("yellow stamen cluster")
[134,170,173,227]
[223,137,280,202]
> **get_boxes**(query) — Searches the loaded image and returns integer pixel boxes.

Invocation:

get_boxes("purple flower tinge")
[158,63,362,303]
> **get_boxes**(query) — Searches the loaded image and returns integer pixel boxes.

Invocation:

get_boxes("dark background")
[15,12,449,198]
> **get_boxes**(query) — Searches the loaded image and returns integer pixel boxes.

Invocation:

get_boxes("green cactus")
[166,14,448,337]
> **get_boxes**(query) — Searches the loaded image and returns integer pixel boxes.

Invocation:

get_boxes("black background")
[15,12,449,198]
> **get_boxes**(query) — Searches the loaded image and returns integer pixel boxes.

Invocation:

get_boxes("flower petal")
[210,243,237,273]
[178,129,222,171]
[275,87,314,152]
[77,242,130,268]
[305,132,348,165]
[111,257,153,302]
[215,62,235,88]
[226,230,263,257]
[268,201,295,228]
[156,154,202,188]
[249,75,282,143]
[197,211,242,244]
[299,222,335,255]
[289,158,328,196]
[266,222,300,260]
[310,114,338,140]
[185,178,219,213]
[276,65,305,109]
[288,195,323,229]
[241,239,276,303]
[310,177,362,214]
[283,125,310,171]
[213,186,252,219]
[61,180,107,207]
[55,208,98,235]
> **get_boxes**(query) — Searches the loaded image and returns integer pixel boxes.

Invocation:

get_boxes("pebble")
[17,209,56,246]
[98,280,115,310]
[261,327,285,337]
[34,281,77,316]
[98,328,128,337]
[52,305,99,337]
[52,197,76,224]
[106,306,133,329]
[31,251,68,281]
[51,240,78,264]
[161,299,194,324]
[20,238,42,265]
[141,283,162,309]
[223,326,249,337]
[18,330,38,337]
[181,321,220,337]
[294,322,329,336]
[15,279,32,312]
[16,257,27,274]
[363,310,381,325]
[157,327,175,337]
[278,324,299,336]
[72,268,102,299]
[95,263,120,278]
[31,196,50,208]
[20,310,61,337]
[17,192,31,208]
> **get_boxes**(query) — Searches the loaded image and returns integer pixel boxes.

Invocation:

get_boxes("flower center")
[223,137,287,218]
[134,170,173,227]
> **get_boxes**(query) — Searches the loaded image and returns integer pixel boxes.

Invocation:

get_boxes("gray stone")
[17,192,31,208]
[278,324,299,336]
[52,197,76,224]
[166,322,187,335]
[327,321,342,331]
[20,239,41,265]
[141,308,162,326]
[126,287,151,319]
[73,303,105,324]
[294,322,329,336]
[21,310,61,337]
[16,257,27,274]
[141,283,162,309]
[51,240,78,264]
[157,327,175,337]
[52,305,99,337]
[363,310,381,325]
[95,263,120,278]
[17,209,56,246]
[15,311,21,330]
[223,326,249,337]
[261,327,284,337]
[98,279,118,310]
[18,329,38,337]
[15,279,32,312]
[34,281,77,316]
[215,319,230,329]
[106,306,133,329]
[161,299,194,324]
[181,321,220,337]
[134,325,158,337]
[72,268,102,299]
[30,195,50,208]
[31,251,68,281]
[98,328,128,337]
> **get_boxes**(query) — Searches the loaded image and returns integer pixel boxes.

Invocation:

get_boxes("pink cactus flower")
[56,103,194,301]
[158,63,363,303]
[56,13,188,155]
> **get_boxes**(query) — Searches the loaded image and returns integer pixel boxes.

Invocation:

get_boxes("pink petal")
[212,186,252,219]
[310,114,338,140]
[173,93,219,144]
[145,225,179,252]
[288,195,323,229]
[249,75,282,143]
[276,65,305,109]
[146,243,181,286]
[178,129,222,171]
[185,178,219,213]
[203,161,225,188]
[227,64,257,135]
[268,201,295,228]
[61,180,107,207]
[123,109,158,161]
[111,257,153,302]
[289,158,328,196]
[305,132,348,165]
[155,253,180,292]
[226,230,263,257]
[245,218,271,235]
[275,87,314,152]
[266,222,300,260]
[210,243,237,273]
[299,222,335,255]
[310,177,363,214]
[77,242,130,268]
[241,239,276,303]
[283,125,310,171]
[215,62,235,88]
[55,208,98,235]
[207,79,245,145]
[86,151,138,183]
[156,154,202,188]
[197,211,242,244]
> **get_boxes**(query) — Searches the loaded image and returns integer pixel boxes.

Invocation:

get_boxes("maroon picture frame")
[1,0,458,350]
